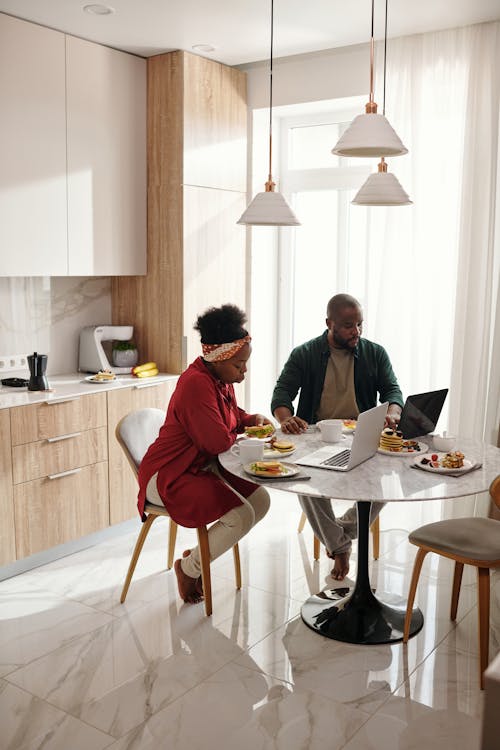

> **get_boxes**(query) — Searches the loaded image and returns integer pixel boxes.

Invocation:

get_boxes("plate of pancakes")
[378,428,427,455]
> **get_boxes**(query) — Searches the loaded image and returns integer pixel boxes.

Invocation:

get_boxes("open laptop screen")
[398,389,448,439]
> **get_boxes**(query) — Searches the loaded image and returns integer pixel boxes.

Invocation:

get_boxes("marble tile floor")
[1,491,499,750]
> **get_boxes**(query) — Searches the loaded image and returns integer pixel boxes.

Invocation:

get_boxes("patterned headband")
[202,335,251,362]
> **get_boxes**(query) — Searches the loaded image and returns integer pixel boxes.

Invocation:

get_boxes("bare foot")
[183,549,203,596]
[330,550,351,581]
[174,559,203,604]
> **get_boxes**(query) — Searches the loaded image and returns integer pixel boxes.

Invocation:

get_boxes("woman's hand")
[252,414,274,427]
[280,415,309,434]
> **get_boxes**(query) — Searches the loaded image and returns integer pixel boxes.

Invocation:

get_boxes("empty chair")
[403,476,500,688]
[116,408,241,617]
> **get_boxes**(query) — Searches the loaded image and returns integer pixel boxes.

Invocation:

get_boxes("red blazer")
[137,357,257,527]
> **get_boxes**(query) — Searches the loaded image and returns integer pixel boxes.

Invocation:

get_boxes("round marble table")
[219,429,500,645]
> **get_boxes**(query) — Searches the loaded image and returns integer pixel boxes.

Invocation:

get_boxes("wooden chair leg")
[403,547,428,642]
[370,516,380,560]
[167,519,178,570]
[450,561,464,620]
[313,535,321,561]
[477,567,490,690]
[298,511,307,533]
[120,513,157,603]
[233,543,241,589]
[197,526,212,617]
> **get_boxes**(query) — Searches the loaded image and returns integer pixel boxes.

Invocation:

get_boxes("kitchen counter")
[0,372,178,409]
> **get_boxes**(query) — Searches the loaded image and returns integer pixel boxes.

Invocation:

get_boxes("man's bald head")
[326,294,362,322]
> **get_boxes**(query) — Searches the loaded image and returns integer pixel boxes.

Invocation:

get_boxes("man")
[271,293,404,580]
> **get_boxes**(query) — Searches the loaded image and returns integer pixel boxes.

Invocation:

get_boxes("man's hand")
[280,415,309,434]
[385,405,402,430]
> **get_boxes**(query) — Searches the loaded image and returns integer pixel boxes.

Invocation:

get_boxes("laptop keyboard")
[321,449,351,467]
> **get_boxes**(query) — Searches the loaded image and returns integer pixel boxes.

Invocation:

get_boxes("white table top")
[219,429,500,503]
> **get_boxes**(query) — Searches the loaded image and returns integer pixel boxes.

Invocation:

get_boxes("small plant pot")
[112,348,138,368]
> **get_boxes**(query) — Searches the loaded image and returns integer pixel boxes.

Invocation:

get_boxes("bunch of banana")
[132,362,159,378]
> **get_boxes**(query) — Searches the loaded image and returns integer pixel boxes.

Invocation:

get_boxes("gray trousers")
[298,495,384,555]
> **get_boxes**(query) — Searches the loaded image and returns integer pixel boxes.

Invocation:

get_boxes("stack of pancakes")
[441,451,465,469]
[379,428,404,452]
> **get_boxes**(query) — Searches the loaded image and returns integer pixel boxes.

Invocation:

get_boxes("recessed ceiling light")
[192,44,216,53]
[83,4,115,15]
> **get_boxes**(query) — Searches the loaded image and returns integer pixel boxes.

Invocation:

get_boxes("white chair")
[116,408,241,616]
[403,476,500,688]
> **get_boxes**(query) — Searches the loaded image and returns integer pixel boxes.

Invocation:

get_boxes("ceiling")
[0,0,499,66]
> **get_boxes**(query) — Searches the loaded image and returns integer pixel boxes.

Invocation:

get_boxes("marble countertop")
[0,372,178,409]
[219,429,500,503]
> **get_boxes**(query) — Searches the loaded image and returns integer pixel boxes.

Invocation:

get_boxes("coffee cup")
[432,434,456,452]
[317,419,343,443]
[231,438,264,463]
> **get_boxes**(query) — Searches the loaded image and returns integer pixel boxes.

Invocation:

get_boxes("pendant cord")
[267,0,274,185]
[383,0,388,115]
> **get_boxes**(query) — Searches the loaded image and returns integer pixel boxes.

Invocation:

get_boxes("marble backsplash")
[0,277,111,376]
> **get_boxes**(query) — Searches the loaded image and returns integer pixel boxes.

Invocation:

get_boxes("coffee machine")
[28,352,49,391]
[78,325,135,374]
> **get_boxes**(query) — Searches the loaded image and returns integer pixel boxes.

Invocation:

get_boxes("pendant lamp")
[332,0,407,158]
[237,0,300,226]
[352,0,412,206]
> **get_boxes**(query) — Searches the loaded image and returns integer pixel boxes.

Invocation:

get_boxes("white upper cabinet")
[0,14,68,276]
[0,14,146,277]
[66,36,146,276]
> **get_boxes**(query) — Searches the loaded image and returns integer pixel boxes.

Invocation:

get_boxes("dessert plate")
[84,374,116,384]
[263,446,295,459]
[342,419,357,434]
[243,462,300,479]
[412,452,474,474]
[378,441,428,456]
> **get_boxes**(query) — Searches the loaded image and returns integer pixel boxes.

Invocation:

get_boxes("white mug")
[317,419,343,443]
[231,438,264,463]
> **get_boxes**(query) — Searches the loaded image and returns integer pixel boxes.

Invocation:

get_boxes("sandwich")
[244,423,275,439]
[270,439,295,453]
[250,461,285,475]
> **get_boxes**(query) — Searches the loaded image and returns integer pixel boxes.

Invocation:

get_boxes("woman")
[138,304,272,604]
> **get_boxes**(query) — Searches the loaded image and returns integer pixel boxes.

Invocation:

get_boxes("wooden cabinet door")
[0,410,16,565]
[66,35,147,276]
[14,462,109,558]
[107,380,177,524]
[10,393,107,445]
[0,14,67,276]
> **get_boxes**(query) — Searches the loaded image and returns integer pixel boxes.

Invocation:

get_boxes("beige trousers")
[146,469,270,579]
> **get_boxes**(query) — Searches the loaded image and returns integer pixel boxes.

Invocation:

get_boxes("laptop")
[398,389,448,439]
[296,402,388,472]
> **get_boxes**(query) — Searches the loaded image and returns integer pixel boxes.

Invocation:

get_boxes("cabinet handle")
[47,468,82,480]
[47,432,82,443]
[44,396,81,405]
[133,382,161,390]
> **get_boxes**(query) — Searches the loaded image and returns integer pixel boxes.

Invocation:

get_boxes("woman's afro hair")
[194,304,248,344]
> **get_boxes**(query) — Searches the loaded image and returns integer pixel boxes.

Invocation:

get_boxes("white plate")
[342,420,357,434]
[243,461,300,479]
[378,441,428,456]
[412,452,474,474]
[84,374,117,384]
[263,447,296,459]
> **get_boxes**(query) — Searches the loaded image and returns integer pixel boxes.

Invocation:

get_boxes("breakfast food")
[270,439,295,453]
[132,362,159,377]
[92,370,116,382]
[250,461,286,475]
[343,419,357,431]
[244,423,275,439]
[379,428,404,452]
[421,451,465,469]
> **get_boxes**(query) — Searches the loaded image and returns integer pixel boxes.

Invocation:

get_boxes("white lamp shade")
[333,113,408,157]
[237,190,300,226]
[352,171,412,206]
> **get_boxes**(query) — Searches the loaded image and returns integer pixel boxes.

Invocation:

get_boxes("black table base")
[301,501,424,644]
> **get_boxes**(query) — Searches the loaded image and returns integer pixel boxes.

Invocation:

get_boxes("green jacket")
[271,331,404,423]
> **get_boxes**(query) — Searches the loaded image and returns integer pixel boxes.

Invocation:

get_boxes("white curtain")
[365,21,500,443]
